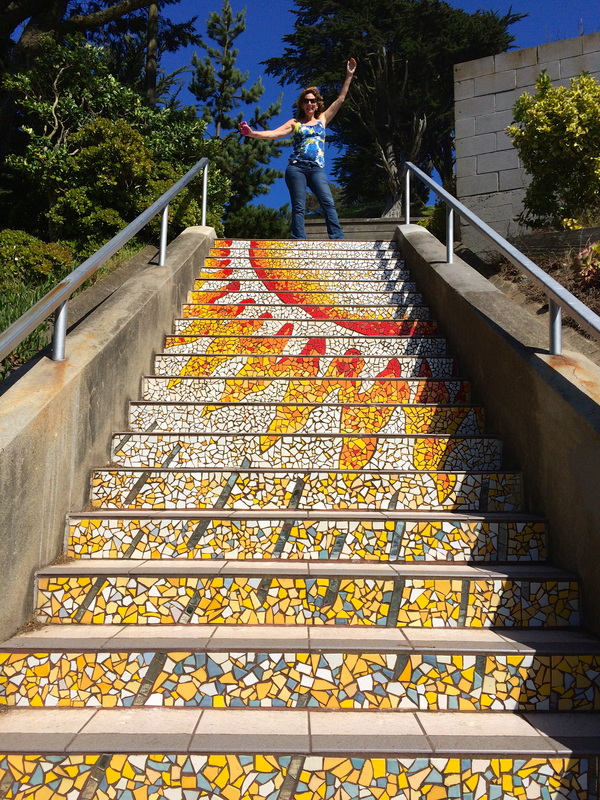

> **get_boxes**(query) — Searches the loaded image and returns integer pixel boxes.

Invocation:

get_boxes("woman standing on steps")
[238,58,357,240]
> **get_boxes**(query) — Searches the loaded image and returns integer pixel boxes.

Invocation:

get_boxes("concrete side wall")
[454,33,600,253]
[396,224,600,635]
[0,227,214,640]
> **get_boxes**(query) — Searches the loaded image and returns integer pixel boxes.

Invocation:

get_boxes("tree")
[189,0,285,222]
[507,71,600,230]
[0,0,151,63]
[81,0,202,106]
[263,0,524,214]
[0,37,230,248]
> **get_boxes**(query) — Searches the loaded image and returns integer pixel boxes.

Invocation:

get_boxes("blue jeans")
[285,161,345,240]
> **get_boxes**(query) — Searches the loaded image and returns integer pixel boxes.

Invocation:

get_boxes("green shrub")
[0,230,74,291]
[507,72,600,229]
[417,201,448,243]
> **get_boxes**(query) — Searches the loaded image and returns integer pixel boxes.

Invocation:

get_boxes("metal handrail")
[405,161,600,355]
[0,157,209,364]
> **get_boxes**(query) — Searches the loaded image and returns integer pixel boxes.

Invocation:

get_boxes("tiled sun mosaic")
[128,402,485,436]
[2,650,599,710]
[142,377,470,404]
[35,573,579,627]
[110,432,502,471]
[67,517,545,561]
[162,334,448,356]
[0,754,594,800]
[2,238,595,798]
[90,469,523,511]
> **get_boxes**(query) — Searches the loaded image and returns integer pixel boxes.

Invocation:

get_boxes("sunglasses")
[303,98,317,104]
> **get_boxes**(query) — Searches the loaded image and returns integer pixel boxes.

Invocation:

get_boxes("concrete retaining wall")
[0,227,215,640]
[454,33,600,254]
[396,224,600,635]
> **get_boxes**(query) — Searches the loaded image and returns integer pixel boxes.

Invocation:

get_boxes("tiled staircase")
[1,238,599,799]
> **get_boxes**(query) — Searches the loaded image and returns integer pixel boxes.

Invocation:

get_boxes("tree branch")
[62,0,151,32]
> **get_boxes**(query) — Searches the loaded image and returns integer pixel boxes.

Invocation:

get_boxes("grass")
[0,241,145,382]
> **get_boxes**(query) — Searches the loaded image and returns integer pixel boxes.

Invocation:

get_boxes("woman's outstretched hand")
[238,121,252,136]
[346,57,357,75]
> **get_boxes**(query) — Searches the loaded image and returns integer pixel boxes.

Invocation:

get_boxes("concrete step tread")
[0,707,598,755]
[194,274,413,280]
[4,624,597,654]
[113,432,497,441]
[154,353,454,361]
[130,401,479,410]
[71,509,529,522]
[192,283,419,291]
[142,375,467,382]
[92,466,517,474]
[36,560,574,580]
[185,299,424,307]
[195,276,413,283]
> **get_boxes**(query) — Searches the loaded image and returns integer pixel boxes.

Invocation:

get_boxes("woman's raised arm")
[322,58,356,125]
[238,118,296,140]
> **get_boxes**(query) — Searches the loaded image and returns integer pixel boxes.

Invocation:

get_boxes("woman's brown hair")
[294,86,325,120]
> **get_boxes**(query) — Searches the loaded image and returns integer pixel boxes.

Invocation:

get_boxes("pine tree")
[189,0,285,221]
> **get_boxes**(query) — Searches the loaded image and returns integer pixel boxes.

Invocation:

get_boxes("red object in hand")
[239,121,251,136]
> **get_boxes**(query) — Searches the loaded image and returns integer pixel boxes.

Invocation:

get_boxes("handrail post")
[404,169,411,225]
[52,300,68,361]
[446,205,454,264]
[549,299,562,355]
[159,204,169,266]
[202,163,208,227]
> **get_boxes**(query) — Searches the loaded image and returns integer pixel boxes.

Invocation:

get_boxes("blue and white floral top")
[290,120,326,168]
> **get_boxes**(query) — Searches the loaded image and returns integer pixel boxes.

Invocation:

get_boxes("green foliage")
[82,0,202,104]
[507,72,600,230]
[225,204,292,239]
[0,230,75,380]
[0,282,54,381]
[0,230,74,291]
[190,1,284,219]
[417,202,448,244]
[1,37,230,249]
[45,118,154,251]
[574,243,600,288]
[264,0,524,213]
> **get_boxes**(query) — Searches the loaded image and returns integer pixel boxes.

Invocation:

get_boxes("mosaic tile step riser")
[164,335,449,357]
[173,318,440,339]
[216,239,399,249]
[207,251,403,261]
[129,404,485,436]
[142,377,470,405]
[187,294,426,312]
[67,518,546,562]
[0,753,594,800]
[90,470,523,512]
[152,355,458,380]
[34,575,579,627]
[197,268,412,282]
[111,434,502,472]
[191,279,419,291]
[181,304,428,322]
[195,276,416,290]
[2,651,597,710]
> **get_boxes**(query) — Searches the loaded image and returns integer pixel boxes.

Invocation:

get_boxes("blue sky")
[163,0,600,209]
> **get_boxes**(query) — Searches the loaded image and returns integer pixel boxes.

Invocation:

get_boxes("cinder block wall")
[454,32,600,254]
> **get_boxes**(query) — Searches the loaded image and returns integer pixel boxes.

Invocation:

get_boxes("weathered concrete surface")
[0,227,215,640]
[397,224,600,635]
